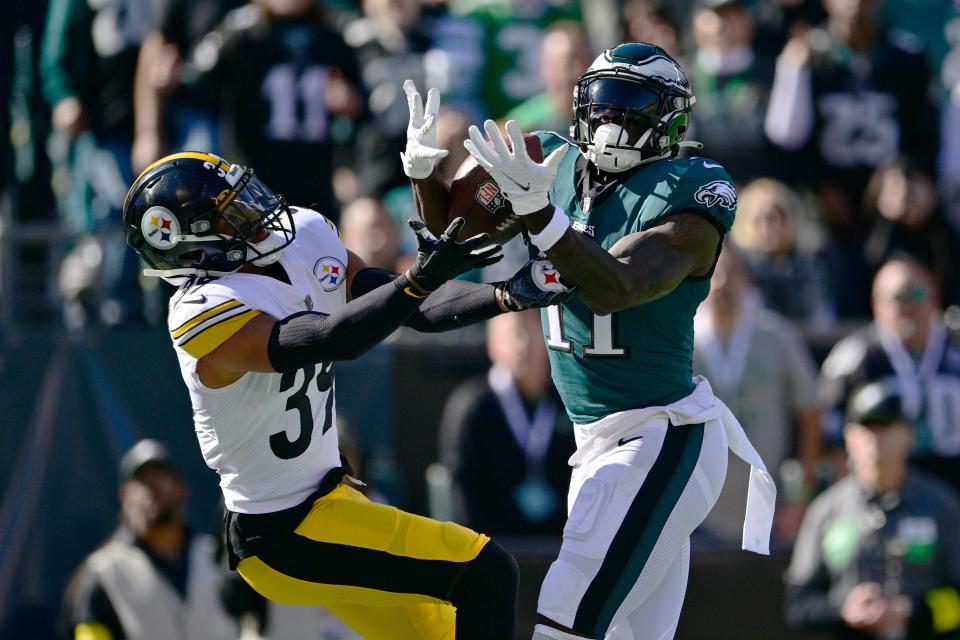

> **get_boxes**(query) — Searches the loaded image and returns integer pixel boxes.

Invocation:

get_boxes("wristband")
[397,271,430,298]
[530,206,570,251]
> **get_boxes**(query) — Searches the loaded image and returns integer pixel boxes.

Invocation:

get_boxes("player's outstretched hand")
[406,218,503,292]
[463,119,568,215]
[500,256,575,311]
[400,79,448,180]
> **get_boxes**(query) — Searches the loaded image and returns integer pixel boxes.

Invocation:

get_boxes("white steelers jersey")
[167,207,348,514]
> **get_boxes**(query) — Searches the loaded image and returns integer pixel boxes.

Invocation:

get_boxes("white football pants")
[537,417,728,639]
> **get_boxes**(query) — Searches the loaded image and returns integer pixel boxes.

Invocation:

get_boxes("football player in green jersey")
[407,43,777,640]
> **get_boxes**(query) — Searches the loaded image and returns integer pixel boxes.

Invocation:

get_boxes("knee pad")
[450,540,519,607]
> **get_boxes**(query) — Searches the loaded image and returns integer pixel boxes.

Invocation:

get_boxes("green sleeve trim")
[533,130,570,154]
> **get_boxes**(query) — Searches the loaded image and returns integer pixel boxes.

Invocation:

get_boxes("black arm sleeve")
[267,274,425,372]
[350,266,400,298]
[350,268,506,333]
[405,280,506,333]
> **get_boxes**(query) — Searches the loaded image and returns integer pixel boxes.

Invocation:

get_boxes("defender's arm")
[195,271,431,387]
[347,251,572,333]
[521,209,720,315]
[196,220,501,387]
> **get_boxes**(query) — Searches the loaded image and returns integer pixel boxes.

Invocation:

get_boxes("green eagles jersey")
[535,131,737,424]
[442,0,582,119]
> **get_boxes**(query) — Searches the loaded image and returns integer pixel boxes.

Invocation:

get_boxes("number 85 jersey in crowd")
[167,207,346,514]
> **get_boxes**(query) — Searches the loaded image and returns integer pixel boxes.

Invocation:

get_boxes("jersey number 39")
[270,362,335,459]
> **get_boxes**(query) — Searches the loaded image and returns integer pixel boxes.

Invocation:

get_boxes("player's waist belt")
[568,375,776,555]
[224,458,353,569]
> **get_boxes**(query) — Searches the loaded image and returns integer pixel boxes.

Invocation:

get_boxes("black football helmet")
[572,42,699,172]
[122,152,295,282]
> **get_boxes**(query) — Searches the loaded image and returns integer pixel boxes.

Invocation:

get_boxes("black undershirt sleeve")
[351,268,506,334]
[267,274,426,371]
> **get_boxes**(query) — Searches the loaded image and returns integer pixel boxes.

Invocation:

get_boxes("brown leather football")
[447,133,543,244]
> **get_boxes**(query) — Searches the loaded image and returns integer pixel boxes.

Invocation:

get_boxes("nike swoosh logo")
[183,295,207,304]
[402,286,427,299]
[618,435,643,446]
[702,160,721,169]
[503,174,531,191]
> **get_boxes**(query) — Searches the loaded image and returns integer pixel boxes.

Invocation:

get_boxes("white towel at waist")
[569,376,776,555]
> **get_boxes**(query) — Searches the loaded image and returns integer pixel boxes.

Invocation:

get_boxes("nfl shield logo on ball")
[475,180,505,213]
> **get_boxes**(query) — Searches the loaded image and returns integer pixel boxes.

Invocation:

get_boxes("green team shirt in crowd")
[534,131,738,425]
[439,0,581,119]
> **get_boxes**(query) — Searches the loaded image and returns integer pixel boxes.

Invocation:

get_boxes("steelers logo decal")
[532,259,567,293]
[313,256,346,292]
[141,206,181,249]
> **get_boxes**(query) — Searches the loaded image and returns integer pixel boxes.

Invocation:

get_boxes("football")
[447,132,543,244]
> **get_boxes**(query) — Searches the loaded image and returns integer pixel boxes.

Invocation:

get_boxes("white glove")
[463,119,568,215]
[400,79,448,180]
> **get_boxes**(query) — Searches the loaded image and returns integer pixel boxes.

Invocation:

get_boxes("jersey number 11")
[546,306,627,357]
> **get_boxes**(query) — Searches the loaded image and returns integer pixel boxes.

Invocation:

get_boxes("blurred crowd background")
[4,0,960,638]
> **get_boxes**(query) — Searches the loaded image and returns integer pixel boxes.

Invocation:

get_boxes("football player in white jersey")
[122,151,571,640]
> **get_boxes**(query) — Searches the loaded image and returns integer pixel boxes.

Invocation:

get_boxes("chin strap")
[678,140,704,150]
[142,267,241,285]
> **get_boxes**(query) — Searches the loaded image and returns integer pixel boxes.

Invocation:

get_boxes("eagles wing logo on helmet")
[618,53,690,93]
[694,181,737,210]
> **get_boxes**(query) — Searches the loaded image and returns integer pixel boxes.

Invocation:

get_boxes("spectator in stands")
[687,0,780,182]
[434,106,472,184]
[131,0,245,174]
[731,177,836,330]
[694,247,822,544]
[429,0,582,122]
[61,439,239,640]
[41,0,152,326]
[940,83,960,228]
[346,0,441,197]
[622,0,681,58]
[439,310,575,535]
[335,198,403,482]
[339,197,402,271]
[861,157,958,306]
[820,256,960,496]
[785,382,960,640]
[188,0,364,221]
[751,0,826,62]
[765,0,937,316]
[504,22,593,136]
